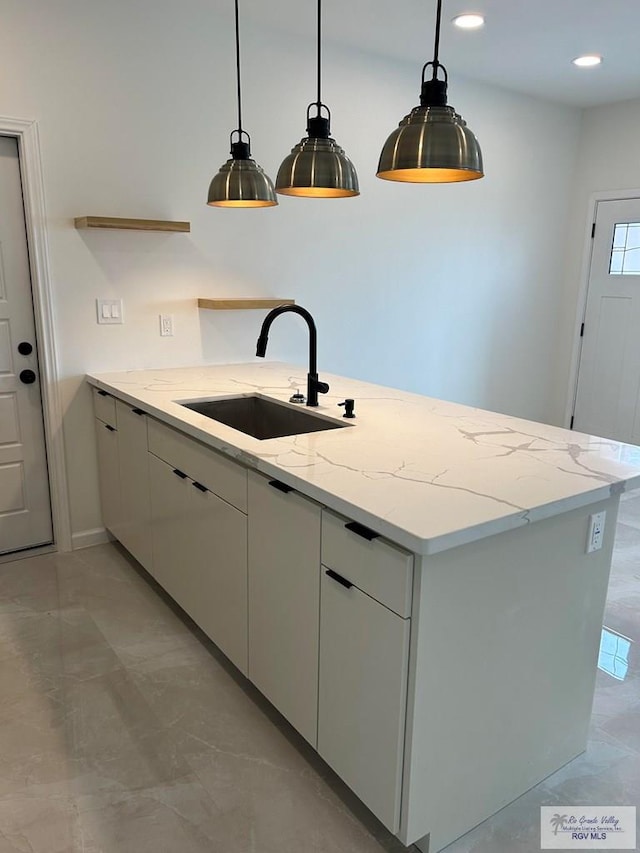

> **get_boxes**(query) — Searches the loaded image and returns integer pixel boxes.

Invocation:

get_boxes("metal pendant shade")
[276,108,359,198]
[208,134,277,207]
[207,0,277,209]
[377,0,483,184]
[377,98,483,183]
[276,0,359,198]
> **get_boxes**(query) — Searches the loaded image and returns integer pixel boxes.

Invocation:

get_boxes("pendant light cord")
[316,0,322,112]
[234,0,243,133]
[431,0,442,79]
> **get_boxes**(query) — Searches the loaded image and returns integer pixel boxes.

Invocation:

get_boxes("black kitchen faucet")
[256,305,329,407]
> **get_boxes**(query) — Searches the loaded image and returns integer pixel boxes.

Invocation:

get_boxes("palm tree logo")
[550,814,568,835]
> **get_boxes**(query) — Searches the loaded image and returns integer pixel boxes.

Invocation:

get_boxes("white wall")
[0,0,582,542]
[556,96,640,424]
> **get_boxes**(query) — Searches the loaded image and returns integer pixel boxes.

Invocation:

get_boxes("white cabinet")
[93,387,117,427]
[93,393,151,565]
[115,400,152,569]
[318,509,413,834]
[148,421,248,674]
[92,390,412,834]
[247,471,321,747]
[93,389,121,536]
[148,452,191,588]
[318,570,410,833]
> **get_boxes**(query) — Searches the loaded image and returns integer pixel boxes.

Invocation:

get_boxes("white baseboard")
[72,527,112,550]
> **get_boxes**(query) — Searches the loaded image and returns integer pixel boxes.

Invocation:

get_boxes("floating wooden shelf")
[198,298,295,311]
[74,216,191,233]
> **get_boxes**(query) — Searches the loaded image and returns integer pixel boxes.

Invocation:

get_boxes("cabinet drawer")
[322,510,413,618]
[148,417,247,513]
[92,387,116,426]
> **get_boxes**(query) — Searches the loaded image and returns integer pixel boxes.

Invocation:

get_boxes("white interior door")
[0,135,52,555]
[573,197,640,444]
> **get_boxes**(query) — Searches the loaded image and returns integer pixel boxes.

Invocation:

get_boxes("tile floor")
[0,495,638,853]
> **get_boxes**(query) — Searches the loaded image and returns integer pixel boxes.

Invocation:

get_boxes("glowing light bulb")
[572,55,602,68]
[452,13,485,29]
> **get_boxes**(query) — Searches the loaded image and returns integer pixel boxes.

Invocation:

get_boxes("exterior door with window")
[573,198,640,444]
[0,135,52,554]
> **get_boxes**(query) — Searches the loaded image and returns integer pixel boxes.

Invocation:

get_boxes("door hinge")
[570,415,575,429]
[580,322,585,337]
[591,222,596,238]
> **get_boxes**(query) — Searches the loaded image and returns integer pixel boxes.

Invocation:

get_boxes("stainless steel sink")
[179,395,349,440]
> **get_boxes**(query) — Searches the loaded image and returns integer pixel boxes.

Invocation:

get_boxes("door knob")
[18,341,33,356]
[19,369,36,385]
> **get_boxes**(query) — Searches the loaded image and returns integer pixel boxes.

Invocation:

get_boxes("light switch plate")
[97,298,124,324]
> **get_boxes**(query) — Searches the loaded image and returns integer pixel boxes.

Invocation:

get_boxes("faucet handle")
[316,380,330,395]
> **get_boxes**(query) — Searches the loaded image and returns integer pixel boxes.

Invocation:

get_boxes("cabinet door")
[185,480,248,674]
[149,452,191,593]
[248,472,321,746]
[149,454,248,675]
[95,418,121,534]
[116,401,152,569]
[318,568,410,834]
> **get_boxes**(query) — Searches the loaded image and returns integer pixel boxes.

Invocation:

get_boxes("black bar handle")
[268,480,294,494]
[326,569,353,590]
[172,468,188,479]
[132,408,145,416]
[105,424,116,432]
[97,389,108,397]
[345,521,380,541]
[192,481,208,492]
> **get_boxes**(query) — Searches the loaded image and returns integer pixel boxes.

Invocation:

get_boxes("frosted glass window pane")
[609,221,640,274]
[622,247,640,273]
[627,224,640,248]
[610,250,624,274]
[613,224,627,249]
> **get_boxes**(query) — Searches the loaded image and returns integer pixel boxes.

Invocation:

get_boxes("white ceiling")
[244,0,640,108]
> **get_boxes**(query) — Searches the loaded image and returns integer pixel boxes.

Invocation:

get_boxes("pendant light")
[207,0,277,208]
[275,0,359,198]
[377,0,483,183]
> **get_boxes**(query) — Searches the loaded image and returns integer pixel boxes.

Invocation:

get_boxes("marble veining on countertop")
[86,362,640,555]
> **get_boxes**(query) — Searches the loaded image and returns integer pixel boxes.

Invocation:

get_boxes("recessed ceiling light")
[572,54,602,68]
[452,13,485,29]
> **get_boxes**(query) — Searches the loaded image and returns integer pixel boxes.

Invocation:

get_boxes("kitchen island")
[87,362,640,852]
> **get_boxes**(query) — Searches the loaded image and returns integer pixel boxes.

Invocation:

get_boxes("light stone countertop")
[87,361,640,555]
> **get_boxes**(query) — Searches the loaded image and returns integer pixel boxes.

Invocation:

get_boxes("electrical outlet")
[96,298,124,324]
[159,314,174,337]
[587,511,606,553]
